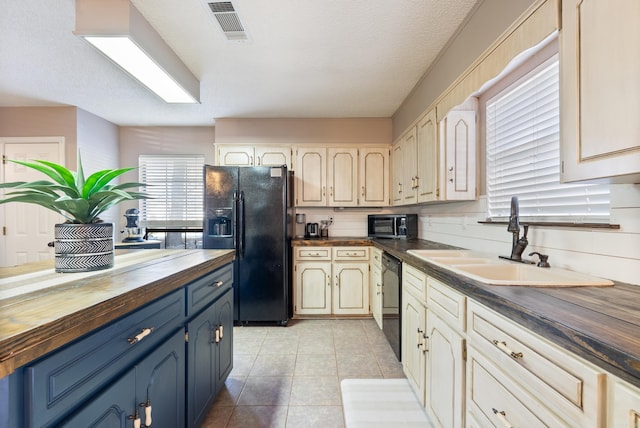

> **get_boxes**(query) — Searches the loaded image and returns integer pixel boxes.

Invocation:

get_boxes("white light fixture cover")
[74,0,200,103]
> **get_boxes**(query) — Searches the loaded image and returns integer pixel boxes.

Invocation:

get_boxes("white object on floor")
[341,378,434,427]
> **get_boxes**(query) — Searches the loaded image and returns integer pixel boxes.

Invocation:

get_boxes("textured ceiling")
[0,0,478,126]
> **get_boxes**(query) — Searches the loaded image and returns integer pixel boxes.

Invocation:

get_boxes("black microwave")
[368,214,418,239]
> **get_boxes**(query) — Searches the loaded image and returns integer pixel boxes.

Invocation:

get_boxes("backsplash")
[297,183,640,285]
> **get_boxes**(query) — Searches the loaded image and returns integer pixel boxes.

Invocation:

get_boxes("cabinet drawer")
[333,247,369,261]
[403,263,426,300]
[467,347,569,427]
[26,289,185,428]
[186,263,233,317]
[427,276,465,332]
[295,247,331,260]
[467,300,605,427]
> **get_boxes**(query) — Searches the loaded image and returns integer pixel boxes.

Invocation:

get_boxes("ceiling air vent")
[206,1,248,41]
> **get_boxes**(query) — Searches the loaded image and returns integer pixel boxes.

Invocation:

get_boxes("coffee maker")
[122,208,145,242]
[305,222,319,238]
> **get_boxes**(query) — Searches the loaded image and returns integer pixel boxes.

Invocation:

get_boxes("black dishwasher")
[381,252,402,361]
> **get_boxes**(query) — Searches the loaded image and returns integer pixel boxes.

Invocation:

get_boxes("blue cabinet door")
[59,369,135,428]
[186,301,217,427]
[135,329,186,428]
[215,289,234,392]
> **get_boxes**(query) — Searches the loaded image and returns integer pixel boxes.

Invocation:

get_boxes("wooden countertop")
[291,237,372,246]
[0,249,235,377]
[372,238,640,389]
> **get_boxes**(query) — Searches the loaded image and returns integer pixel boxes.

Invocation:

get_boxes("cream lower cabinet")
[608,376,640,428]
[293,246,369,316]
[425,277,466,428]
[370,247,383,329]
[467,299,605,427]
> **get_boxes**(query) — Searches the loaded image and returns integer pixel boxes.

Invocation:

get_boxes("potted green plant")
[0,154,149,272]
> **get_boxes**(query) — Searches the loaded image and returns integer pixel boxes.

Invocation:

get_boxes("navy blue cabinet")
[59,329,185,428]
[187,288,233,427]
[9,262,234,428]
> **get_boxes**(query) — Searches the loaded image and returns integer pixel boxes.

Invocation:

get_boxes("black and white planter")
[53,223,114,273]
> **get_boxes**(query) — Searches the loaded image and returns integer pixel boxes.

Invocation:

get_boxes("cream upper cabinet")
[295,147,327,207]
[359,147,390,207]
[560,0,640,183]
[327,147,358,207]
[296,147,390,207]
[440,108,477,201]
[255,146,291,167]
[416,109,439,203]
[391,128,418,206]
[216,144,292,168]
[391,142,403,205]
[216,145,254,166]
[402,128,419,205]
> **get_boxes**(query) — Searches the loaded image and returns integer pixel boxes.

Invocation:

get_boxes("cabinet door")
[359,147,390,207]
[217,145,255,166]
[402,128,418,204]
[441,109,476,201]
[560,0,640,183]
[187,303,218,427]
[391,142,403,205]
[416,109,439,203]
[295,147,327,206]
[214,289,234,390]
[402,291,427,406]
[294,262,332,314]
[136,329,185,428]
[255,145,291,168]
[59,370,135,428]
[426,311,465,428]
[371,263,383,329]
[609,377,640,428]
[328,148,358,207]
[333,262,369,315]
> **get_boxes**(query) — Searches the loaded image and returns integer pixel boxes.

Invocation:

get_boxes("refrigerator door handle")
[238,190,245,257]
[233,191,238,252]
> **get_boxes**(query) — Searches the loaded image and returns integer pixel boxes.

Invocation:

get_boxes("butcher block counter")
[0,249,235,378]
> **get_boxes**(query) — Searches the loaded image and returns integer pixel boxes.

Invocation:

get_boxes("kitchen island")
[0,249,235,427]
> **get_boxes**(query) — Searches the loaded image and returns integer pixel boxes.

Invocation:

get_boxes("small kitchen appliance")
[305,222,319,238]
[368,214,418,239]
[122,208,144,242]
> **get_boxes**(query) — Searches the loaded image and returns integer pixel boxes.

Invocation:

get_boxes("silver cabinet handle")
[210,280,224,287]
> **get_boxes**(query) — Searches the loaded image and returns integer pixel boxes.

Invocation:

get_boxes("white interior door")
[1,138,65,267]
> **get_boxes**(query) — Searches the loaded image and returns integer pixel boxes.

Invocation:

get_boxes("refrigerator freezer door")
[236,167,289,323]
[203,166,237,250]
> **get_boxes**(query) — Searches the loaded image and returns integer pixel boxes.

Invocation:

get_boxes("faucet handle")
[529,252,550,268]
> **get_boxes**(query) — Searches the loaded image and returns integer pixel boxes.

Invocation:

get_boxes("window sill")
[478,220,620,230]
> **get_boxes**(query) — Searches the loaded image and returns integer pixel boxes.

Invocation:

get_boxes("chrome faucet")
[502,196,531,263]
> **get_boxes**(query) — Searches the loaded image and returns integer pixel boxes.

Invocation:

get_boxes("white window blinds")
[138,155,204,228]
[486,57,610,221]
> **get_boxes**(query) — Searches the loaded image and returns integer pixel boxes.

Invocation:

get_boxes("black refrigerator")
[203,165,294,325]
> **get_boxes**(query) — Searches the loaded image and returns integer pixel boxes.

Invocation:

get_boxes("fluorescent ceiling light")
[75,0,200,104]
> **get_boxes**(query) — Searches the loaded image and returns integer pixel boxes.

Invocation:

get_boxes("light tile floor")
[201,318,406,428]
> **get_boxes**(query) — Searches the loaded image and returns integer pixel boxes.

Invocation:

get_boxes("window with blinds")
[486,55,610,221]
[138,155,204,228]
